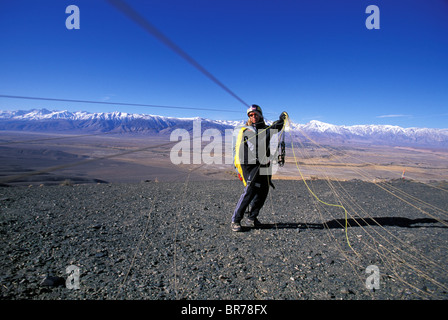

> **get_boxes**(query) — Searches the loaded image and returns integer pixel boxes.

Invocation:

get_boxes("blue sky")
[1,0,447,128]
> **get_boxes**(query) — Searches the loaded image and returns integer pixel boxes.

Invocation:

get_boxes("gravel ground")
[1,179,447,300]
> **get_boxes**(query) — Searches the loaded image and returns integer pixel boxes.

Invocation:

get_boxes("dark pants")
[232,169,270,223]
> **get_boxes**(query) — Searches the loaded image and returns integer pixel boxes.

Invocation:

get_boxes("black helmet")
[247,104,263,117]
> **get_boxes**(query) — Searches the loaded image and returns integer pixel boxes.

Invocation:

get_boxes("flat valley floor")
[1,130,448,186]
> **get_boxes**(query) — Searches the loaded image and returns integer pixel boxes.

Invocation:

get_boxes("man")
[231,104,287,232]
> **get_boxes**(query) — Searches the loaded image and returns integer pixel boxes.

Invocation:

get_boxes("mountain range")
[1,109,448,148]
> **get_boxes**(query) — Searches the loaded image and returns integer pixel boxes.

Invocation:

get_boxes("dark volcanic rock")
[41,275,65,287]
[0,179,447,300]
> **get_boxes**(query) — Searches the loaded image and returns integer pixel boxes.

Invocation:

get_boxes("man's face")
[248,112,260,123]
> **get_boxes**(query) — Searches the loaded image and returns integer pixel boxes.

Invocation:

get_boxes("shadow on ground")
[252,217,448,230]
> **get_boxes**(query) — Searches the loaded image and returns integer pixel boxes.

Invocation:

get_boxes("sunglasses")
[248,113,259,117]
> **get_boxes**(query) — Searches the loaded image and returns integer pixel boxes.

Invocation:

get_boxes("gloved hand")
[279,111,288,121]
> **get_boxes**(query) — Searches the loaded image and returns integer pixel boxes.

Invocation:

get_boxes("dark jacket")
[236,118,285,186]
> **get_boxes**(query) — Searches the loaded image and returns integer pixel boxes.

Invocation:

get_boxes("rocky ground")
[1,179,447,301]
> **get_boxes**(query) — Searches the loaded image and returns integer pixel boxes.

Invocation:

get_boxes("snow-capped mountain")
[289,120,448,147]
[0,109,238,135]
[1,109,448,148]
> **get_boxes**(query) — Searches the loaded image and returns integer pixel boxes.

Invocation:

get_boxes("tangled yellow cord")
[284,116,354,251]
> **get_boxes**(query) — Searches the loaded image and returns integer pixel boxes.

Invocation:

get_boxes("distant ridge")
[1,109,448,148]
[288,120,448,148]
[0,108,237,135]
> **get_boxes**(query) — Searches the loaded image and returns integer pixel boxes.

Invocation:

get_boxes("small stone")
[219,275,231,283]
[340,287,354,294]
[41,275,65,287]
[95,250,108,258]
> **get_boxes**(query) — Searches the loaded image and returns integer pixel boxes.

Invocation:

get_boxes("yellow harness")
[233,126,249,186]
